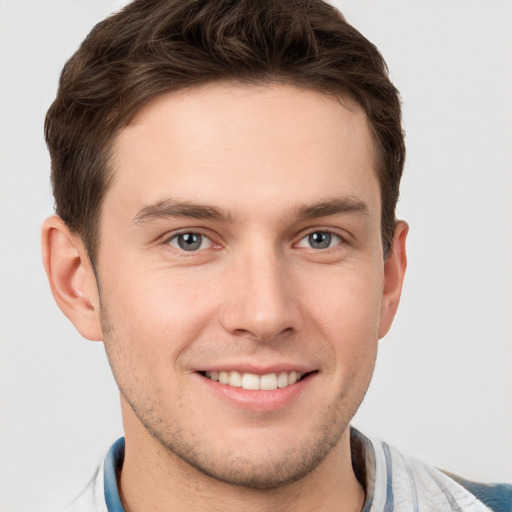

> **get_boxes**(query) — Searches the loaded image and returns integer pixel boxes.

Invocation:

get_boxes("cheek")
[100,266,222,359]
[298,262,383,338]
[295,261,382,386]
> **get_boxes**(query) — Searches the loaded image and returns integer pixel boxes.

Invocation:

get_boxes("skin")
[42,82,407,512]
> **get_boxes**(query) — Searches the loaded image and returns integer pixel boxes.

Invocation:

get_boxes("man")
[41,0,511,511]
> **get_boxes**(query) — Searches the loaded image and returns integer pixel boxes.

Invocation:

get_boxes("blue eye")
[168,232,212,251]
[297,231,342,250]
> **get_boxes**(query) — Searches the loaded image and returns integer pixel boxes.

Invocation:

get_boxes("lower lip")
[196,373,315,412]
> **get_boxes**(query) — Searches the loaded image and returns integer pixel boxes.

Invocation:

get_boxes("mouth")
[200,370,310,391]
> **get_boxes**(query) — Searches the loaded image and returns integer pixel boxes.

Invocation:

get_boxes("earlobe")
[378,221,408,339]
[41,215,104,341]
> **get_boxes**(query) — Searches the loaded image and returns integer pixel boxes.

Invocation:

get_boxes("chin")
[171,437,343,489]
[142,413,350,489]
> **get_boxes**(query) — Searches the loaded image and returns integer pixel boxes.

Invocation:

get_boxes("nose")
[219,248,301,342]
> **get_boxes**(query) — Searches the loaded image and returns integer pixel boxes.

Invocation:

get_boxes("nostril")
[229,325,295,344]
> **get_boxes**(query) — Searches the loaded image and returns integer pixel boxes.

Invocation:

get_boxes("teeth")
[241,373,260,390]
[260,373,277,390]
[277,371,289,388]
[205,370,303,390]
[228,371,242,387]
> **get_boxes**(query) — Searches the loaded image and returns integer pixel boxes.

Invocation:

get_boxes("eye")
[297,231,343,250]
[167,232,213,252]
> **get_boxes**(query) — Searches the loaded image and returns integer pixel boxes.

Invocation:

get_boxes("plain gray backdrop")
[0,1,511,510]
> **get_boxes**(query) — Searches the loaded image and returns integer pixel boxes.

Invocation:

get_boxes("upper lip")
[194,363,317,375]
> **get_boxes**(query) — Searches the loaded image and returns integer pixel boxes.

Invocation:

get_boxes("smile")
[204,370,304,391]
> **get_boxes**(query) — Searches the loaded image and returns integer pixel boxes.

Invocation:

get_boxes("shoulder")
[379,439,511,512]
[441,471,512,512]
[352,429,511,512]
[61,437,125,512]
[60,457,107,512]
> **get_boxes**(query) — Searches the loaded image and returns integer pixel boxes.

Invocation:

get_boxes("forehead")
[107,82,379,222]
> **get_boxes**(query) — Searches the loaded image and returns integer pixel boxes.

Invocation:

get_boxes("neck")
[119,411,365,512]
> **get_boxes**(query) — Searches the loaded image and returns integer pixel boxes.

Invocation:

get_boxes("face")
[94,83,402,487]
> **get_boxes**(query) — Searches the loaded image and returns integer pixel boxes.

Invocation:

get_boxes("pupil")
[178,233,201,251]
[309,232,331,249]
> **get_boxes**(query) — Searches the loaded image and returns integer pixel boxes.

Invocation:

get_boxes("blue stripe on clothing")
[398,451,419,512]
[104,437,125,512]
[381,442,395,512]
[430,466,464,511]
[351,428,376,512]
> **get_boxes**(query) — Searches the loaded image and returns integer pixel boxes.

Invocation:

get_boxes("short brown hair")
[45,0,405,260]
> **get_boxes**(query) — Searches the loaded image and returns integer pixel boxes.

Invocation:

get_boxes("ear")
[378,221,408,339]
[41,215,103,341]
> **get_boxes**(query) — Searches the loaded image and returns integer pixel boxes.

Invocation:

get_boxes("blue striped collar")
[103,437,125,512]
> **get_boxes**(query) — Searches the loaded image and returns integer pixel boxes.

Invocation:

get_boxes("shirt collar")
[103,437,125,512]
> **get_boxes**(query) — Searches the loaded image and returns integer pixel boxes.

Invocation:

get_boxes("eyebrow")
[133,195,369,225]
[295,197,369,219]
[133,198,232,224]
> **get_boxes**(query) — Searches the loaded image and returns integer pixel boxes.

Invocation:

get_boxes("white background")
[0,1,510,510]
